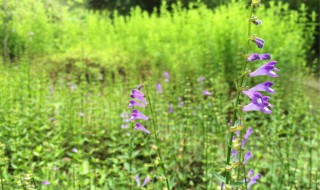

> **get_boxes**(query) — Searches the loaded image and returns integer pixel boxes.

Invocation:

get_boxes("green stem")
[129,121,134,190]
[145,84,171,190]
[225,3,254,184]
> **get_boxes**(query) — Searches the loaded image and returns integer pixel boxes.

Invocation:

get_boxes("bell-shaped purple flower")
[243,151,253,164]
[253,37,264,48]
[247,170,262,189]
[131,89,147,104]
[130,109,149,121]
[247,53,271,61]
[249,61,279,77]
[135,175,151,187]
[242,91,272,114]
[203,90,211,96]
[259,53,271,60]
[134,123,150,134]
[128,100,146,108]
[247,53,260,61]
[248,81,275,94]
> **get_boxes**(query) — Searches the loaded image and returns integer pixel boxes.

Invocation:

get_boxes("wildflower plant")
[127,83,171,189]
[215,0,279,189]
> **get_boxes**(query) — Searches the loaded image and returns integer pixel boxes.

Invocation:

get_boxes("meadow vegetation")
[0,0,319,189]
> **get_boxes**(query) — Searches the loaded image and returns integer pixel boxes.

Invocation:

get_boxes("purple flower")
[244,127,253,140]
[130,109,149,121]
[42,181,50,185]
[128,100,146,108]
[247,53,271,61]
[203,90,211,96]
[259,53,271,60]
[163,71,169,82]
[252,19,262,25]
[137,84,143,90]
[135,175,151,187]
[242,127,253,148]
[242,91,272,114]
[156,83,163,93]
[247,53,260,61]
[231,149,238,156]
[249,61,279,78]
[243,151,253,164]
[247,170,262,189]
[248,81,275,94]
[253,37,264,48]
[131,89,147,104]
[134,123,150,134]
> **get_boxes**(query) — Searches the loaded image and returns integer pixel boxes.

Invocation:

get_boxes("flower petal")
[243,103,261,112]
[134,123,150,134]
[142,177,151,187]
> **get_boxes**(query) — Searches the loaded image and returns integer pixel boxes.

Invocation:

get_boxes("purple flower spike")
[156,83,163,93]
[142,177,151,187]
[128,100,146,108]
[250,61,279,77]
[247,53,260,61]
[248,81,275,94]
[253,37,264,48]
[134,123,150,134]
[130,109,149,121]
[243,151,253,164]
[131,89,147,104]
[259,53,271,60]
[203,90,211,96]
[42,181,50,185]
[163,71,169,82]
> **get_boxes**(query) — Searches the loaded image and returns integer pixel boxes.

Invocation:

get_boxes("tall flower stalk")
[145,83,171,190]
[222,0,279,188]
[128,83,170,190]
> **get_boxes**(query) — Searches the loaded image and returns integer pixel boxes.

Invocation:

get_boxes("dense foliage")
[0,0,318,189]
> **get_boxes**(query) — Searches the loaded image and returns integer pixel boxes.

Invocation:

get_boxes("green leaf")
[231,181,244,187]
[213,172,226,183]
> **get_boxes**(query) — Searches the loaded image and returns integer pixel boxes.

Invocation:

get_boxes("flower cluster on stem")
[222,1,278,189]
